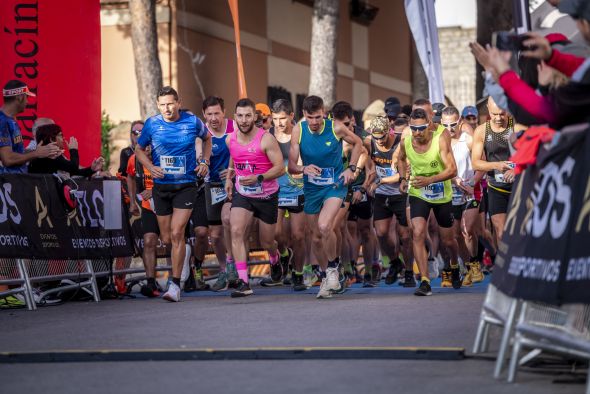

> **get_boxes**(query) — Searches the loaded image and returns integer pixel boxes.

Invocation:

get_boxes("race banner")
[0,0,101,166]
[492,125,590,305]
[0,174,134,259]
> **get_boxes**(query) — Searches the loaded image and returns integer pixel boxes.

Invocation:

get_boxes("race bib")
[160,155,186,175]
[452,186,465,206]
[210,187,227,204]
[494,172,505,183]
[279,196,298,208]
[237,176,263,195]
[421,182,445,200]
[376,166,396,179]
[308,167,335,186]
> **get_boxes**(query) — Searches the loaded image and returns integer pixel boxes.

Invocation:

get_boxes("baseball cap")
[461,106,478,118]
[432,103,445,123]
[384,96,401,118]
[2,80,36,97]
[255,103,271,117]
[559,0,590,20]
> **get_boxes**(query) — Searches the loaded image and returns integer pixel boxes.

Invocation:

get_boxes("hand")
[537,61,554,87]
[150,165,165,179]
[129,203,140,216]
[195,162,209,178]
[486,45,512,79]
[470,42,493,73]
[91,157,105,171]
[368,183,378,197]
[140,189,152,201]
[411,176,431,189]
[67,136,78,150]
[224,180,233,201]
[399,179,408,194]
[303,164,321,177]
[219,168,229,181]
[351,190,362,204]
[521,32,552,60]
[498,161,513,172]
[238,174,259,186]
[35,141,62,159]
[338,168,354,185]
[503,169,516,183]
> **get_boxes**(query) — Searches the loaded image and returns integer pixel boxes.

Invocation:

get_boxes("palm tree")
[129,0,163,118]
[308,0,340,108]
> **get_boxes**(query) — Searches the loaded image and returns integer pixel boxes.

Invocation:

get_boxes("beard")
[238,121,255,134]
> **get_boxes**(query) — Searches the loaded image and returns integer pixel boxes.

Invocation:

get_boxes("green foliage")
[101,111,115,168]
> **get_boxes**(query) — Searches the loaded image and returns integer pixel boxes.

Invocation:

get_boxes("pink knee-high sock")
[236,261,249,283]
[269,250,279,266]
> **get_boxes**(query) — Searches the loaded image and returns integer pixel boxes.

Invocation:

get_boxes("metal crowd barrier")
[0,259,35,311]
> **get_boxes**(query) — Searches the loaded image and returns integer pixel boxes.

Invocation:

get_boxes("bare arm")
[288,124,304,175]
[261,133,286,181]
[397,137,409,193]
[0,142,60,167]
[135,145,164,179]
[334,123,362,170]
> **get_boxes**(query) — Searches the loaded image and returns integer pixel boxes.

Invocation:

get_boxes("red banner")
[0,0,101,166]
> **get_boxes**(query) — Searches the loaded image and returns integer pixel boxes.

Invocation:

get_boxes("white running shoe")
[325,267,341,292]
[180,244,192,282]
[162,282,181,302]
[316,278,332,299]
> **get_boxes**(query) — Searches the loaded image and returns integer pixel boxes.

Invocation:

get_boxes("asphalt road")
[0,277,586,394]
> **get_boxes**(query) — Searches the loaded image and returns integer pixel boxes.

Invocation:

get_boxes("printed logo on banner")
[0,183,22,225]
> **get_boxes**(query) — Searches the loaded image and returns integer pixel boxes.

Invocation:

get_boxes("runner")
[288,95,363,299]
[365,116,415,287]
[135,86,212,302]
[441,106,485,287]
[398,108,461,296]
[224,98,285,297]
[265,99,306,291]
[201,96,239,292]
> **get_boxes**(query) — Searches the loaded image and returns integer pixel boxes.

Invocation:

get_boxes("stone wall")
[438,26,476,110]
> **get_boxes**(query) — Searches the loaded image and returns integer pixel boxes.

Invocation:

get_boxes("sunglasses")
[442,121,459,129]
[409,124,429,132]
[131,129,142,136]
[342,121,351,127]
[371,133,387,140]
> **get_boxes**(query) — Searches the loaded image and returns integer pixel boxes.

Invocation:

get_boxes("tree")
[308,0,340,108]
[476,0,513,99]
[129,0,163,119]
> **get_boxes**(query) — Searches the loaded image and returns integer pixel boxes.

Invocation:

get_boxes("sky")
[435,0,477,29]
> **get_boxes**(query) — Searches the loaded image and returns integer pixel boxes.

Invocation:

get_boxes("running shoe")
[316,278,333,299]
[362,273,376,288]
[441,270,453,288]
[226,262,239,288]
[385,259,404,285]
[332,271,348,294]
[140,283,161,298]
[0,295,26,308]
[470,261,484,283]
[462,265,473,287]
[163,282,181,302]
[451,267,462,289]
[325,267,341,292]
[231,279,253,298]
[371,263,382,284]
[280,248,293,284]
[403,270,417,288]
[291,272,307,292]
[414,280,432,296]
[184,268,210,292]
[270,261,283,283]
[211,271,229,292]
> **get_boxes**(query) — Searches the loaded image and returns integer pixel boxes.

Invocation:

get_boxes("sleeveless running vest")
[483,119,513,192]
[405,132,452,204]
[371,136,401,196]
[207,119,234,184]
[229,128,278,198]
[451,132,474,206]
[272,130,304,200]
[299,119,344,189]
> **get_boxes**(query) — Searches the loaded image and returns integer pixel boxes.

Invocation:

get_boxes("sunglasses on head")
[442,121,459,129]
[409,124,429,132]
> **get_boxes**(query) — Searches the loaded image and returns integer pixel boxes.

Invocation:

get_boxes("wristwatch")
[257,174,265,183]
[400,177,407,182]
[348,164,357,173]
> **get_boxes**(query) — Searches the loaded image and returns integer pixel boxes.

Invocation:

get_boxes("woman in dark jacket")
[28,123,104,176]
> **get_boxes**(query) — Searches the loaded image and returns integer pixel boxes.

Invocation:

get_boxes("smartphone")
[492,31,529,51]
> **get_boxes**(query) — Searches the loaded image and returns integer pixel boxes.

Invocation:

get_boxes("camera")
[492,31,530,51]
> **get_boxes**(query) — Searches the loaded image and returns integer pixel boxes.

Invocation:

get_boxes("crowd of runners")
[126,86,516,302]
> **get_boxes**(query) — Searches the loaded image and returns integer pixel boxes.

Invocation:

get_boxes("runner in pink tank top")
[224,98,285,298]
[230,128,279,198]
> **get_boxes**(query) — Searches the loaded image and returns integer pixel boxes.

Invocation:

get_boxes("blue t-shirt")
[137,111,206,185]
[0,111,27,174]
[205,119,233,184]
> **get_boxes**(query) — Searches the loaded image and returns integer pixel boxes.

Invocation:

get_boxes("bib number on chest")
[376,166,396,179]
[210,187,227,204]
[421,182,445,200]
[452,186,465,206]
[279,196,298,207]
[308,167,335,186]
[160,156,186,175]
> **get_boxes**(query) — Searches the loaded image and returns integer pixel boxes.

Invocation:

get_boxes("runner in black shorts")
[365,116,414,287]
[224,98,285,297]
[135,86,211,302]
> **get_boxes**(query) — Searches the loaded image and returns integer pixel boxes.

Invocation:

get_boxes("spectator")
[0,80,61,173]
[28,123,104,176]
[26,117,55,152]
[117,120,143,178]
[255,103,272,131]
